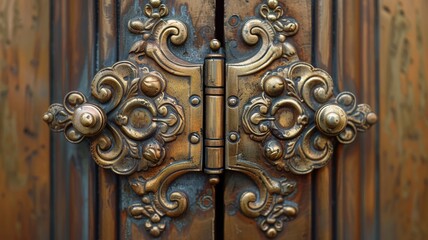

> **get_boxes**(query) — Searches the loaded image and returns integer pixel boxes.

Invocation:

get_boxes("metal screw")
[190,95,201,106]
[227,96,239,107]
[229,132,239,142]
[189,133,200,144]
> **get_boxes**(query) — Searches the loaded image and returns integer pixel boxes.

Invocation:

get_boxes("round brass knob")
[72,104,106,136]
[315,104,347,136]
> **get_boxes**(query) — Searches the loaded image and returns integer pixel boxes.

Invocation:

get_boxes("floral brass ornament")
[241,62,377,174]
[44,61,185,175]
[44,0,205,237]
[225,0,377,238]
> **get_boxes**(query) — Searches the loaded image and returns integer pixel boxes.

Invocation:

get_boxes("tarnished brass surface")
[225,0,377,238]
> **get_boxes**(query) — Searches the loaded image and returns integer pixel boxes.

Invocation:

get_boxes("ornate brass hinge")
[42,0,377,238]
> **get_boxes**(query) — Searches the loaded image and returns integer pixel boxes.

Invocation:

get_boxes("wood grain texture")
[0,0,50,239]
[118,0,217,239]
[51,0,97,239]
[333,0,380,239]
[379,0,428,239]
[312,0,334,239]
[223,0,312,239]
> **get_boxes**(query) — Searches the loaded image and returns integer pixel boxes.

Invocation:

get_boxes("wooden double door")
[4,0,428,239]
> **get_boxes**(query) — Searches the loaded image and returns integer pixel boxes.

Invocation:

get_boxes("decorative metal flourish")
[127,175,188,237]
[44,61,185,175]
[241,62,377,174]
[240,178,298,238]
[258,0,299,59]
[128,194,167,237]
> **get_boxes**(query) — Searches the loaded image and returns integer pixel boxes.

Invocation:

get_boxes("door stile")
[51,0,98,239]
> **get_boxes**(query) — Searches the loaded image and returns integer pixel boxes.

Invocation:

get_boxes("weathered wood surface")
[223,0,312,239]
[334,0,378,239]
[51,0,97,239]
[379,0,428,239]
[0,0,50,239]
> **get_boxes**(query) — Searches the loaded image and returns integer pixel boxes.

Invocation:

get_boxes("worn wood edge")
[51,0,98,239]
[334,0,363,239]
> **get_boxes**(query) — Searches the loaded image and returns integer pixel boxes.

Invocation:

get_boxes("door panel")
[223,0,313,239]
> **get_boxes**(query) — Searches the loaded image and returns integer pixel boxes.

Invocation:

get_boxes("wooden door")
[1,0,428,240]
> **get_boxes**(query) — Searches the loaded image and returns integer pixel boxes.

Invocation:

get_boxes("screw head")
[228,96,239,107]
[189,133,200,144]
[229,132,239,142]
[190,95,201,106]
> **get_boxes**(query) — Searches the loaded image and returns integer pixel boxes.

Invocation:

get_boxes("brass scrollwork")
[241,62,377,174]
[44,62,185,175]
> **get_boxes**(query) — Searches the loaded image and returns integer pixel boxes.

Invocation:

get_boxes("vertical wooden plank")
[360,0,378,239]
[223,0,312,239]
[118,0,217,239]
[379,0,428,239]
[334,0,379,239]
[0,0,50,239]
[313,0,334,239]
[335,0,364,239]
[98,0,119,239]
[51,0,97,239]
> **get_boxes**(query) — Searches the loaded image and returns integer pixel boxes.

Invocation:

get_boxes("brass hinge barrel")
[203,45,225,180]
